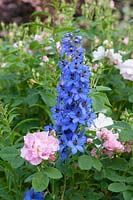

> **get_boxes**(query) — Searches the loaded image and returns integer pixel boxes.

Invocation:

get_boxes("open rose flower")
[117,59,133,81]
[20,131,59,165]
[90,113,113,130]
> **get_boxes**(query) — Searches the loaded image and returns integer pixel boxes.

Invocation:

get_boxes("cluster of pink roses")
[20,131,59,165]
[89,128,131,158]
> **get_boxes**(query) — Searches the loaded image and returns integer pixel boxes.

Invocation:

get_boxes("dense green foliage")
[0,0,133,199]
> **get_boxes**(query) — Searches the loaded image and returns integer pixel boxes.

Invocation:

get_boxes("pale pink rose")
[92,46,105,62]
[123,37,129,45]
[91,113,113,130]
[117,59,133,81]
[96,128,110,140]
[103,134,124,152]
[102,149,113,158]
[20,131,59,165]
[87,138,93,144]
[109,0,115,8]
[106,49,122,65]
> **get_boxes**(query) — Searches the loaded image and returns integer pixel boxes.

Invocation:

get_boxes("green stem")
[61,174,67,200]
[52,179,55,199]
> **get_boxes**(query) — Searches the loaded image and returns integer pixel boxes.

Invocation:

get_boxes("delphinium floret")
[52,31,96,160]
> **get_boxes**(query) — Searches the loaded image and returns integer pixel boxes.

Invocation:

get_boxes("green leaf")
[92,158,102,171]
[24,174,36,183]
[129,95,133,103]
[45,167,62,179]
[9,157,24,169]
[0,147,18,160]
[32,172,49,192]
[39,91,56,107]
[31,11,51,17]
[25,94,39,106]
[86,192,104,200]
[126,177,133,183]
[119,129,133,142]
[113,121,131,130]
[123,191,133,200]
[78,155,93,170]
[107,158,128,171]
[104,168,125,182]
[96,86,112,91]
[108,183,128,192]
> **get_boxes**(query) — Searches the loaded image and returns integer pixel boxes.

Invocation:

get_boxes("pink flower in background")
[42,55,49,62]
[106,49,123,65]
[87,138,93,144]
[20,131,59,165]
[123,37,129,45]
[93,64,99,71]
[109,0,115,8]
[117,59,133,81]
[91,148,98,158]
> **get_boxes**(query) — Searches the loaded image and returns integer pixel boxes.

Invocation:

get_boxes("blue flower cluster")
[24,188,44,200]
[52,31,96,160]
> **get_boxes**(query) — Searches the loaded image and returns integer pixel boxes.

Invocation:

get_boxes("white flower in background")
[92,46,105,62]
[106,49,122,65]
[118,50,130,55]
[56,42,61,52]
[117,59,133,81]
[91,113,114,130]
[34,34,43,43]
[1,63,7,68]
[13,40,23,48]
[103,40,109,45]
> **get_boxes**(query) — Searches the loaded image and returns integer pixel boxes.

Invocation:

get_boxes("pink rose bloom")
[102,149,113,158]
[106,49,122,65]
[87,138,93,144]
[20,131,59,165]
[103,133,124,152]
[117,59,133,81]
[91,148,98,158]
[96,128,111,140]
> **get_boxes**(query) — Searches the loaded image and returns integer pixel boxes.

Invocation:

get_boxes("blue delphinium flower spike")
[52,31,96,160]
[24,188,44,200]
